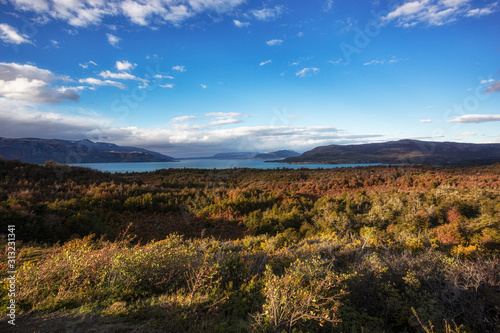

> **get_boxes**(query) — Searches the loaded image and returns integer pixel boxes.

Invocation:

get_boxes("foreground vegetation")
[1,158,499,332]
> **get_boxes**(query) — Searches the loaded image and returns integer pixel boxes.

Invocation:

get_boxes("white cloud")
[456,132,476,137]
[250,5,284,21]
[79,78,127,90]
[188,0,245,13]
[0,23,32,45]
[420,119,433,123]
[233,19,250,27]
[447,114,500,123]
[363,57,401,66]
[8,0,246,28]
[466,5,496,17]
[98,70,147,82]
[171,115,196,122]
[163,5,195,25]
[328,58,343,65]
[116,60,136,71]
[153,74,174,80]
[204,112,246,127]
[0,101,110,143]
[120,0,162,26]
[172,65,186,72]
[0,100,383,157]
[266,39,283,46]
[323,0,334,12]
[260,59,272,66]
[106,33,120,47]
[201,84,207,89]
[206,112,242,118]
[485,80,500,94]
[0,62,79,103]
[159,83,174,88]
[79,61,98,69]
[296,67,320,77]
[480,78,495,85]
[384,0,497,27]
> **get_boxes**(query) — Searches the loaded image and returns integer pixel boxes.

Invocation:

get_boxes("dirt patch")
[1,312,163,333]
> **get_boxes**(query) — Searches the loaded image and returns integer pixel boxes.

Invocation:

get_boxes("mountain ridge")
[279,139,500,166]
[0,137,176,164]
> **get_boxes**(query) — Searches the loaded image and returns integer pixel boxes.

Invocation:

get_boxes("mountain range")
[1,138,499,166]
[179,150,301,160]
[0,138,176,164]
[280,139,500,166]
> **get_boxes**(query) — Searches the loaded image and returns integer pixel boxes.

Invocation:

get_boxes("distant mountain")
[0,137,176,164]
[253,150,300,159]
[280,140,500,166]
[211,152,258,159]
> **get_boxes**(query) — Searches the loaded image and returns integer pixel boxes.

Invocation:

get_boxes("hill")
[0,137,176,164]
[253,149,300,159]
[280,139,500,166]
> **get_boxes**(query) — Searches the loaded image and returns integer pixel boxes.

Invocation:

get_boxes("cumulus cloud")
[266,39,283,46]
[7,0,246,27]
[250,5,284,21]
[189,0,245,13]
[106,33,120,47]
[259,59,272,66]
[0,100,383,157]
[0,23,32,45]
[0,101,110,142]
[233,19,250,27]
[159,83,174,88]
[79,77,127,90]
[296,67,320,77]
[116,60,136,71]
[0,62,79,103]
[447,114,500,123]
[98,70,147,82]
[153,74,174,80]
[172,65,186,72]
[171,115,196,122]
[384,0,497,27]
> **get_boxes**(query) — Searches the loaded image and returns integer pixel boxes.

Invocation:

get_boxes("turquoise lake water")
[71,159,382,173]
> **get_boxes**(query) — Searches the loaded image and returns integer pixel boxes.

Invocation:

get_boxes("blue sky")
[0,0,499,157]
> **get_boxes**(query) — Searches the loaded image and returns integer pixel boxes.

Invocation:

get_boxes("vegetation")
[1,158,499,332]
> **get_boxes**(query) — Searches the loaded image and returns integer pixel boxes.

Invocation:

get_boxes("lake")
[71,159,382,173]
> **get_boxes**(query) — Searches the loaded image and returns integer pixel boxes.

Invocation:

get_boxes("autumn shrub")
[253,257,344,332]
[12,233,212,311]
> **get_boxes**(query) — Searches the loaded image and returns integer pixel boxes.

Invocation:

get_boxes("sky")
[0,0,499,158]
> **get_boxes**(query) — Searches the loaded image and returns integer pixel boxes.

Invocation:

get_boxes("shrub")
[253,257,344,332]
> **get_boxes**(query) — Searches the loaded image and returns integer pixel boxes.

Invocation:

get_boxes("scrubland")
[1,159,499,332]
